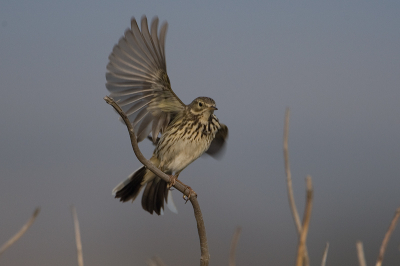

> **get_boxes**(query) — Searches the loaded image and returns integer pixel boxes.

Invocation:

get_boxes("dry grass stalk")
[229,227,242,266]
[71,206,84,266]
[0,208,40,256]
[320,242,329,266]
[0,208,40,255]
[356,241,367,266]
[283,108,310,266]
[147,256,167,266]
[295,176,313,266]
[375,207,400,266]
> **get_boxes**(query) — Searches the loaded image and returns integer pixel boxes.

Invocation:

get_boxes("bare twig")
[71,206,84,266]
[357,241,367,266]
[229,227,242,266]
[104,96,210,266]
[189,196,210,266]
[283,108,310,266]
[375,207,400,266]
[320,242,329,266]
[295,176,313,266]
[0,207,40,256]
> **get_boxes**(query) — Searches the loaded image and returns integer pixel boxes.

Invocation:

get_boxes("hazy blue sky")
[1,1,400,265]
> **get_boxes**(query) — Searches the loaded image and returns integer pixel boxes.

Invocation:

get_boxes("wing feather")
[136,113,154,142]
[118,93,153,107]
[141,17,162,66]
[109,87,155,97]
[125,99,153,116]
[132,109,150,128]
[206,124,228,159]
[106,16,185,142]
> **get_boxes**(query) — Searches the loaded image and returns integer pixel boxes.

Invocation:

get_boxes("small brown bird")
[106,16,228,215]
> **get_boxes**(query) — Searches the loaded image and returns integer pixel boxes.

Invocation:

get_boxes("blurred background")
[1,1,399,265]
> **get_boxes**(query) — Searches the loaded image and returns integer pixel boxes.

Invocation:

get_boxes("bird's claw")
[183,186,197,203]
[167,175,196,203]
[167,174,177,189]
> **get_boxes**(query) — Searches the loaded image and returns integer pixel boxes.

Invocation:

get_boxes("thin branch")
[189,196,210,266]
[375,206,400,266]
[0,207,40,256]
[357,241,367,266]
[295,176,313,266]
[71,205,84,266]
[229,227,242,266]
[320,242,329,266]
[283,108,310,266]
[104,96,210,266]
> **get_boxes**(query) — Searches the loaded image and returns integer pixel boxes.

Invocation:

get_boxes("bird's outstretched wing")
[206,123,228,159]
[106,16,185,142]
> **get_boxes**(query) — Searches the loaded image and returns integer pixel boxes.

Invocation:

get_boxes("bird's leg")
[174,179,197,202]
[167,172,196,202]
[182,184,197,203]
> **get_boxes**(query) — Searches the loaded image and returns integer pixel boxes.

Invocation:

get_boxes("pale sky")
[1,1,400,265]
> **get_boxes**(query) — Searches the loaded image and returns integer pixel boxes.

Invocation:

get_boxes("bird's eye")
[198,102,203,107]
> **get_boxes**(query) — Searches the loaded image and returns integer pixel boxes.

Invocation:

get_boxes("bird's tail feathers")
[112,166,146,202]
[140,168,177,215]
[141,176,169,215]
[166,190,178,214]
[113,165,178,215]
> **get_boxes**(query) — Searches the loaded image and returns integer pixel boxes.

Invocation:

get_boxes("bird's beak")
[209,106,218,111]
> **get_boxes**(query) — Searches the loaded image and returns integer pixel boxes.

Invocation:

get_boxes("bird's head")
[188,97,217,117]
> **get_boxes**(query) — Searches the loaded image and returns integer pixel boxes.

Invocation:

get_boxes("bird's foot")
[167,175,196,202]
[182,184,197,203]
[167,174,178,189]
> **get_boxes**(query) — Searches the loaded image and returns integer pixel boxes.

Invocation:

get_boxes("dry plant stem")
[71,206,84,266]
[320,242,329,266]
[0,207,40,256]
[229,227,242,266]
[104,96,210,266]
[295,176,313,266]
[356,241,367,266]
[283,109,302,232]
[283,108,310,266]
[375,207,400,266]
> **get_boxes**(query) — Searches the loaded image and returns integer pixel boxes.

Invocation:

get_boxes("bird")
[106,16,228,215]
